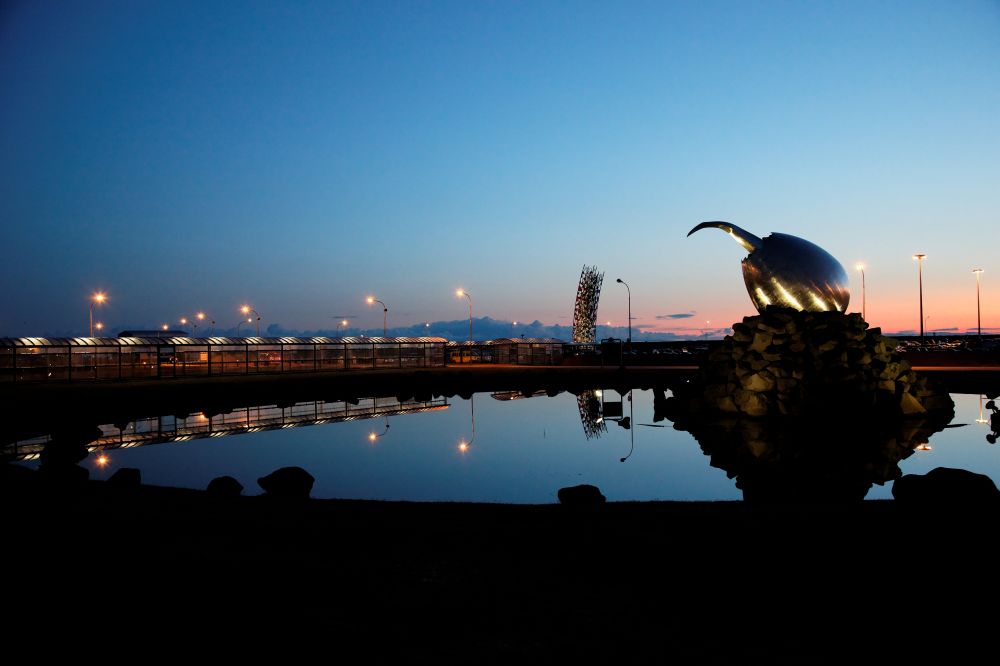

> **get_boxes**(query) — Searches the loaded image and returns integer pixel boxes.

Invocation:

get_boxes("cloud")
[656,312,696,320]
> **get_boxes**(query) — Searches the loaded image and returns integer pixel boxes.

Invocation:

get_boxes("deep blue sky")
[2,1,998,337]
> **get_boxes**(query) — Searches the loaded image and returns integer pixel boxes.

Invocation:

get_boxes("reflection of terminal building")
[5,395,449,461]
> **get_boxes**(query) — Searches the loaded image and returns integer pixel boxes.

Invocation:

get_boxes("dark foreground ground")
[5,474,998,662]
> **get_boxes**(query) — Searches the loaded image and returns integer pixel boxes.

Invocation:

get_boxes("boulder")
[257,466,315,498]
[207,475,244,497]
[893,467,1000,502]
[107,467,141,487]
[557,484,606,506]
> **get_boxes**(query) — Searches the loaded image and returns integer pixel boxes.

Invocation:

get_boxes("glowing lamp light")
[180,317,188,325]
[366,296,375,304]
[95,322,104,332]
[95,454,109,467]
[197,312,206,321]
[458,441,469,453]
[162,324,169,331]
[241,305,250,314]
[368,432,378,442]
[93,293,106,304]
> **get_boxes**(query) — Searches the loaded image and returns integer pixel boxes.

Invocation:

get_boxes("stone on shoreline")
[207,475,244,497]
[893,467,1000,502]
[557,484,606,506]
[258,466,315,498]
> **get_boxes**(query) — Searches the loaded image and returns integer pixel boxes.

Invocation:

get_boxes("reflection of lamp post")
[241,305,261,336]
[456,289,472,341]
[616,279,631,344]
[366,297,388,337]
[367,417,390,442]
[913,254,926,338]
[236,317,252,336]
[855,264,866,321]
[973,269,984,336]
[458,394,475,453]
[89,292,107,337]
[620,390,635,463]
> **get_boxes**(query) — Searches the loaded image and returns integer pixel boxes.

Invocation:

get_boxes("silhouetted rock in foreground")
[207,475,244,497]
[258,466,315,498]
[107,467,141,487]
[557,484,606,505]
[893,467,1000,503]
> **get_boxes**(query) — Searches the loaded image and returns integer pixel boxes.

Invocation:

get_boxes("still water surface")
[20,390,1000,503]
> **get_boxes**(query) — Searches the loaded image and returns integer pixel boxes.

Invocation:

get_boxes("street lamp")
[240,305,261,336]
[195,312,214,335]
[456,289,472,341]
[89,292,107,337]
[95,322,104,334]
[236,317,252,336]
[366,297,388,337]
[913,254,926,338]
[974,269,984,336]
[616,279,631,344]
[855,264,866,321]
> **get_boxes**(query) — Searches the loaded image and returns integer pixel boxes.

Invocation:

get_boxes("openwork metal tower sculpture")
[572,265,604,343]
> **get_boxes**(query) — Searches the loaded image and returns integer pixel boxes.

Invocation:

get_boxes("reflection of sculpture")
[572,265,604,343]
[657,390,953,501]
[576,390,607,439]
[687,221,850,314]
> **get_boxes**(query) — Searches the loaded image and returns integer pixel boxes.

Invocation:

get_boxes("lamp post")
[616,278,631,344]
[240,305,261,336]
[236,317,252,336]
[456,289,472,341]
[855,264,866,321]
[89,292,107,337]
[913,254,926,338]
[974,269,984,336]
[196,312,214,335]
[366,297,388,337]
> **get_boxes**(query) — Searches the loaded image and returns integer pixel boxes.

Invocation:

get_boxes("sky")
[1,0,998,338]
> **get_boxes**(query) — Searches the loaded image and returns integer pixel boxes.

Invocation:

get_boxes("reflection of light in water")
[915,443,932,451]
[977,395,988,425]
[95,454,109,467]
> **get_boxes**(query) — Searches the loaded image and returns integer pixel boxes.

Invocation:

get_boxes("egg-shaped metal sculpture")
[687,221,850,314]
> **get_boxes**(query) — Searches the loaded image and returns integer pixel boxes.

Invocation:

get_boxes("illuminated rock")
[688,221,850,314]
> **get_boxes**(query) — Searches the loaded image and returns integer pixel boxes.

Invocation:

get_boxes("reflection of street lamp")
[913,254,926,338]
[458,394,475,453]
[977,395,989,425]
[855,264,866,320]
[616,279,631,344]
[95,322,104,334]
[973,269,984,336]
[456,289,472,341]
[367,417,390,442]
[236,317,252,336]
[89,292,107,337]
[366,297,388,337]
[241,305,262,336]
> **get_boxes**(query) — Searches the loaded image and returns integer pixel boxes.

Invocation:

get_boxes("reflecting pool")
[9,390,1000,503]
